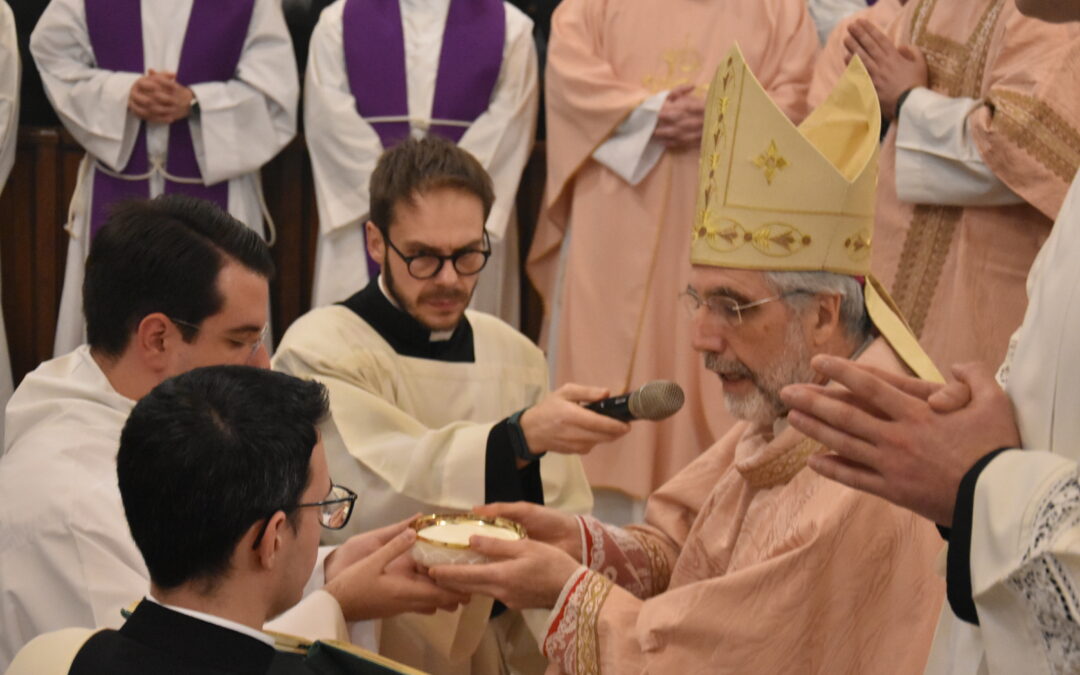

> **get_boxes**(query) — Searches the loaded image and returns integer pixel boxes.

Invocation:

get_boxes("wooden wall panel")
[0,127,79,384]
[261,135,320,339]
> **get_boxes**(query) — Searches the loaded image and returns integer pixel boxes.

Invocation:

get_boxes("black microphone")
[584,380,686,422]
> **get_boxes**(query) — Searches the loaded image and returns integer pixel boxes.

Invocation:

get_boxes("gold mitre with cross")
[691,44,941,381]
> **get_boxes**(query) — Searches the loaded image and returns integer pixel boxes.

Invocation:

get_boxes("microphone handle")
[583,393,636,422]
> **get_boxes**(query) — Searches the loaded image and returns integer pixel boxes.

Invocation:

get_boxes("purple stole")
[84,0,255,238]
[341,0,505,278]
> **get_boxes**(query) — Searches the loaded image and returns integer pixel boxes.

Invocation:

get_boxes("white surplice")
[924,174,1080,674]
[30,0,298,355]
[0,0,17,444]
[304,0,537,326]
[0,346,348,670]
[272,303,592,533]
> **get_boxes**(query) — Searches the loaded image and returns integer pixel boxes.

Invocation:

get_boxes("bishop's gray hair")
[762,270,872,343]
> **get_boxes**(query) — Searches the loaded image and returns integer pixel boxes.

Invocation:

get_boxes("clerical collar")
[145,595,275,647]
[378,274,454,341]
[341,277,476,362]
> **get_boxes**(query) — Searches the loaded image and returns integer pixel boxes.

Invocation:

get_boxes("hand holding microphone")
[584,380,685,422]
[519,381,685,456]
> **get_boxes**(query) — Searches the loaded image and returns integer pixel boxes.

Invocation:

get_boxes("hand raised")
[844,19,927,119]
[520,383,630,456]
[781,358,1019,526]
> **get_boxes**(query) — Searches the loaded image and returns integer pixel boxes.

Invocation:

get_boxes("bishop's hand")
[428,536,582,611]
[472,502,583,561]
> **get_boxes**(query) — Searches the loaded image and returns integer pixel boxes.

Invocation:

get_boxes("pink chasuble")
[872,0,1080,371]
[542,340,945,674]
[84,0,253,237]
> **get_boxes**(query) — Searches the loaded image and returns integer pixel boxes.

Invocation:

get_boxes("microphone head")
[627,380,685,421]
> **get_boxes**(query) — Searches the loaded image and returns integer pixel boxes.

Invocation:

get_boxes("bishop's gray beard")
[705,321,817,426]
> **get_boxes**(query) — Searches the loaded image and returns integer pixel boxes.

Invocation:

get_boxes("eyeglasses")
[383,230,492,280]
[679,287,811,326]
[251,484,358,549]
[169,316,268,360]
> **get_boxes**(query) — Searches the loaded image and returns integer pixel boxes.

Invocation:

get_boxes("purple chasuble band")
[85,0,149,237]
[84,0,255,238]
[341,0,505,280]
[430,0,504,143]
[343,0,410,150]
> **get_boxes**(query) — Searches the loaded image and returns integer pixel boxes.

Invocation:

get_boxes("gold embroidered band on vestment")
[990,90,1080,184]
[889,0,1004,332]
[574,571,614,675]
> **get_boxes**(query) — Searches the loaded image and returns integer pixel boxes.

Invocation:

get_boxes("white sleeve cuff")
[591,90,668,186]
[896,87,1023,206]
[263,589,348,642]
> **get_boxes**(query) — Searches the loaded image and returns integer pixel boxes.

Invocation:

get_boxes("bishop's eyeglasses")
[251,484,357,549]
[679,287,811,327]
[384,230,492,280]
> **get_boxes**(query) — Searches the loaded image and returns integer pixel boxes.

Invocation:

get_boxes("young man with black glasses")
[6,367,426,674]
[273,136,628,673]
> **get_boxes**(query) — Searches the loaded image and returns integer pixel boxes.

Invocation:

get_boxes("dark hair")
[369,136,495,232]
[84,195,276,357]
[117,366,329,591]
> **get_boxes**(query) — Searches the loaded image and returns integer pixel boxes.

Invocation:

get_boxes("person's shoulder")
[4,346,129,459]
[278,304,380,353]
[5,627,97,675]
[15,345,96,390]
[464,310,545,362]
[274,305,394,381]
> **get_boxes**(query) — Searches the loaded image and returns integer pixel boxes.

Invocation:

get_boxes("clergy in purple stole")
[30,0,299,355]
[305,0,538,326]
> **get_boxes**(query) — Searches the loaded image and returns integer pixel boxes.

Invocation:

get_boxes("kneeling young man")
[431,47,947,674]
[7,367,431,674]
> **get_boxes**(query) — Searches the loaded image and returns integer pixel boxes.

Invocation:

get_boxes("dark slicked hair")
[369,135,495,232]
[117,366,329,591]
[84,195,275,357]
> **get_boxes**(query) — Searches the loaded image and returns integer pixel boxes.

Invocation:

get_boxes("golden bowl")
[410,513,527,566]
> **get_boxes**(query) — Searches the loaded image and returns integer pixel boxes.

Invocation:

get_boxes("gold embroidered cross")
[752,140,789,185]
[642,41,704,93]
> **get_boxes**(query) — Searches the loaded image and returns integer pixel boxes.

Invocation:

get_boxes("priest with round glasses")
[273,136,623,673]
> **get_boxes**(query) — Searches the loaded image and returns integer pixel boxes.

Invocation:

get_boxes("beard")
[704,320,817,426]
[382,258,473,332]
